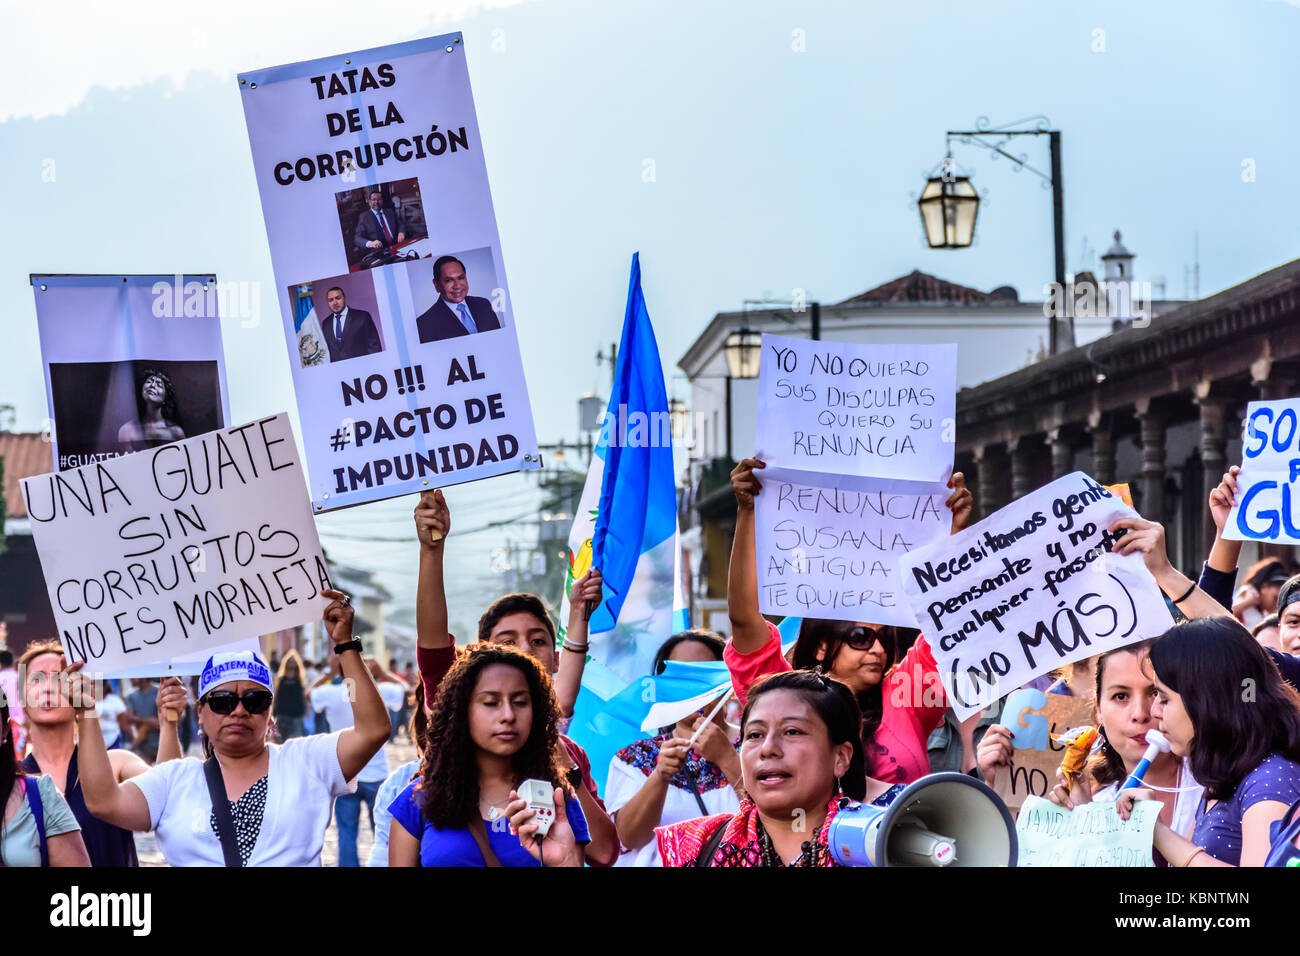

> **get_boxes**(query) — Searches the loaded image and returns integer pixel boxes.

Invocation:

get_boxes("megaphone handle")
[890,824,958,867]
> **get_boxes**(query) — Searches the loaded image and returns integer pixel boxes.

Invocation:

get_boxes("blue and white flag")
[557,253,688,682]
[568,618,802,793]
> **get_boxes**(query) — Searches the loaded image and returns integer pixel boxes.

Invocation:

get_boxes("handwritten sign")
[21,413,330,674]
[898,472,1173,719]
[1226,399,1300,544]
[755,333,957,483]
[992,690,1096,813]
[1016,795,1158,867]
[754,465,950,625]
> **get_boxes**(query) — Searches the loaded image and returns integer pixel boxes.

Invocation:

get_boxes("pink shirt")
[723,621,948,784]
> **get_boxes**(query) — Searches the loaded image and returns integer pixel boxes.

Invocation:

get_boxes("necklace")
[480,794,510,821]
[755,819,824,867]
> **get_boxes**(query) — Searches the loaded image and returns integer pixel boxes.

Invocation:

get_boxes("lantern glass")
[918,175,979,248]
[668,398,689,439]
[724,328,763,379]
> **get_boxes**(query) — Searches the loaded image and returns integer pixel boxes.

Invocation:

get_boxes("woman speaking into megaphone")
[725,459,975,790]
[655,669,902,867]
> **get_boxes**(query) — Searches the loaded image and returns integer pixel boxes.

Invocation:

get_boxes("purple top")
[1192,753,1300,865]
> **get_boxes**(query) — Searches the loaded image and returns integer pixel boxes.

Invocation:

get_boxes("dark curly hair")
[417,644,568,828]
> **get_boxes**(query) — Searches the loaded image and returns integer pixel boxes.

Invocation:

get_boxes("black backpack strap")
[24,778,49,868]
[203,757,243,868]
[693,818,728,868]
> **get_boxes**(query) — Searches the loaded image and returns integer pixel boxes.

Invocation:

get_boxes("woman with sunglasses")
[725,458,973,785]
[74,589,393,866]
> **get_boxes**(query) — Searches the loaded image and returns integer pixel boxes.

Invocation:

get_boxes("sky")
[3,0,1298,640]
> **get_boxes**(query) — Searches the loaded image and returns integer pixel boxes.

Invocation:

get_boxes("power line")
[318,508,543,542]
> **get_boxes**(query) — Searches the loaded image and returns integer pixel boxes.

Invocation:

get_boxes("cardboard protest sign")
[992,689,1096,812]
[21,413,330,674]
[898,472,1174,719]
[30,274,231,472]
[754,465,950,625]
[754,333,956,483]
[1016,795,1158,867]
[238,34,539,511]
[1225,399,1300,543]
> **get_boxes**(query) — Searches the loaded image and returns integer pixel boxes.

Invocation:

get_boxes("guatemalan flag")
[557,253,689,683]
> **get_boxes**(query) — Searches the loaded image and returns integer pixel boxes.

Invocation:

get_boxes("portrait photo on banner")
[335,175,429,271]
[286,269,387,369]
[48,359,223,467]
[407,245,505,344]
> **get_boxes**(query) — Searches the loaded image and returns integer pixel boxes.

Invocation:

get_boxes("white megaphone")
[827,772,1018,867]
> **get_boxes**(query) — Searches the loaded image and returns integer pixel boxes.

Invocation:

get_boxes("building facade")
[955,257,1300,578]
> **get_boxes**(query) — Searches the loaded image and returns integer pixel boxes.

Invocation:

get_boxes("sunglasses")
[202,689,273,716]
[843,626,887,651]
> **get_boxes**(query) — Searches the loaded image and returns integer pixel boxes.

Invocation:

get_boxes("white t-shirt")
[366,757,421,867]
[1092,757,1203,840]
[605,752,741,868]
[127,731,355,866]
[97,694,127,747]
[311,682,406,783]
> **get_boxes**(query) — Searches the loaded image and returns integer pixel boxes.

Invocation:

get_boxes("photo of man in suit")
[415,255,503,343]
[321,287,383,362]
[354,191,406,252]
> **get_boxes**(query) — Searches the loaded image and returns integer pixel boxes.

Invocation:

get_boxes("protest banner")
[1225,398,1300,543]
[992,688,1096,813]
[754,333,957,483]
[21,413,331,674]
[897,472,1174,719]
[754,465,950,625]
[1015,795,1159,867]
[238,34,539,511]
[30,274,231,472]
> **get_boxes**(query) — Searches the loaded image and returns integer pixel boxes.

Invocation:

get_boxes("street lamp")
[715,328,763,460]
[724,328,763,379]
[668,397,689,439]
[917,164,980,249]
[919,116,1068,355]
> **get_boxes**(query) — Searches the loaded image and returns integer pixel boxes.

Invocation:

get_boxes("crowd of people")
[4,457,1300,868]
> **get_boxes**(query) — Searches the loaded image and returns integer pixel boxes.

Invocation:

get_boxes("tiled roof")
[839,269,1008,305]
[0,432,53,519]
